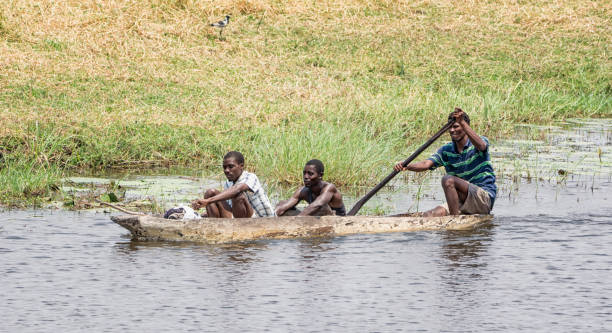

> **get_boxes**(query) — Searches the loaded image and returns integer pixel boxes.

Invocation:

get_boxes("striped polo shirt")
[427,136,497,205]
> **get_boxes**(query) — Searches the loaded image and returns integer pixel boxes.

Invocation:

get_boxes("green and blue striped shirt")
[428,136,497,205]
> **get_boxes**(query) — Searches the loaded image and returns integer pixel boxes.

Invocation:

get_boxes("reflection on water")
[298,238,337,257]
[437,226,494,316]
[440,225,494,267]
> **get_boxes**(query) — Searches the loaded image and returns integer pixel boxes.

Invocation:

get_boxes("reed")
[0,0,610,205]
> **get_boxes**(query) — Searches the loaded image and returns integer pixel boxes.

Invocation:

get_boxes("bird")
[210,15,230,39]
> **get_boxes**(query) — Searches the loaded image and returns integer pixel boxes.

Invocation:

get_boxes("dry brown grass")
[1,0,607,81]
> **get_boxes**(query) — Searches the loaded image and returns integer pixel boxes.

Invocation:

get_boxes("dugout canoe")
[111,214,493,244]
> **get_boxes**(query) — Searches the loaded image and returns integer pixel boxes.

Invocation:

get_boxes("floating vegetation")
[494,118,611,182]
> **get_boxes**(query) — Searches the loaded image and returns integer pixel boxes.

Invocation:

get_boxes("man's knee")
[424,205,449,217]
[204,188,220,198]
[232,192,249,205]
[314,204,334,216]
[441,175,455,188]
[231,192,253,217]
[280,207,300,216]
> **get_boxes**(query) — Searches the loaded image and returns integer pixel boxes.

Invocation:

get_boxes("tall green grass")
[0,160,62,204]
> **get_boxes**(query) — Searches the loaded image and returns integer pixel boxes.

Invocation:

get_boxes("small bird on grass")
[210,15,230,40]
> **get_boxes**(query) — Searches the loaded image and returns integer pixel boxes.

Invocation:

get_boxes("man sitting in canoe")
[275,159,346,216]
[394,108,497,216]
[192,151,275,218]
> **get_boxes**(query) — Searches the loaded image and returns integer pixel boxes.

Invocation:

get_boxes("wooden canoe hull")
[111,214,493,244]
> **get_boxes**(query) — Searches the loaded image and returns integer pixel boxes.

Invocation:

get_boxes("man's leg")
[204,189,233,218]
[312,205,334,216]
[441,175,470,215]
[280,208,301,216]
[276,200,300,216]
[422,205,449,217]
[231,192,255,218]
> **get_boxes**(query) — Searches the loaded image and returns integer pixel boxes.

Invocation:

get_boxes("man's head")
[303,159,324,188]
[223,151,244,182]
[448,110,470,142]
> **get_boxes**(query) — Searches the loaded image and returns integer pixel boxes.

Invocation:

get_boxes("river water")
[1,119,611,332]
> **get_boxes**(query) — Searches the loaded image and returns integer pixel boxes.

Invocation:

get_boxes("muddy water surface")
[1,119,611,332]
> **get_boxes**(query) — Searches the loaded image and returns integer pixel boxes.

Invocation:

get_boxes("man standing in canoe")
[394,108,497,216]
[192,151,275,218]
[275,159,346,216]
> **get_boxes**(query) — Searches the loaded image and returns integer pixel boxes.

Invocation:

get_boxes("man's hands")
[452,107,467,126]
[394,162,408,172]
[191,198,208,210]
[393,157,434,173]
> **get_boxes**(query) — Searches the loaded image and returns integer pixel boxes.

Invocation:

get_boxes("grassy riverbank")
[0,0,610,205]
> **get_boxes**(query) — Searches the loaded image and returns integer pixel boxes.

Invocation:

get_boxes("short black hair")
[305,159,324,175]
[224,151,244,164]
[448,110,470,125]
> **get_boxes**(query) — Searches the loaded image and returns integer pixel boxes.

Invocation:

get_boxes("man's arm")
[454,108,487,152]
[192,183,250,209]
[275,187,303,216]
[299,185,335,216]
[394,159,434,172]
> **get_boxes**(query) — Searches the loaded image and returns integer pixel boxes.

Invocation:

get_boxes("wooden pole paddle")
[347,119,454,216]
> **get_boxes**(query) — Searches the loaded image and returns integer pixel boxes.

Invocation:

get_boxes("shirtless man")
[192,151,275,218]
[394,108,497,216]
[275,159,346,216]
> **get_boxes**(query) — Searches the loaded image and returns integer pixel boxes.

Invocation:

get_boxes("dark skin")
[275,164,344,216]
[191,157,254,218]
[394,108,487,216]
